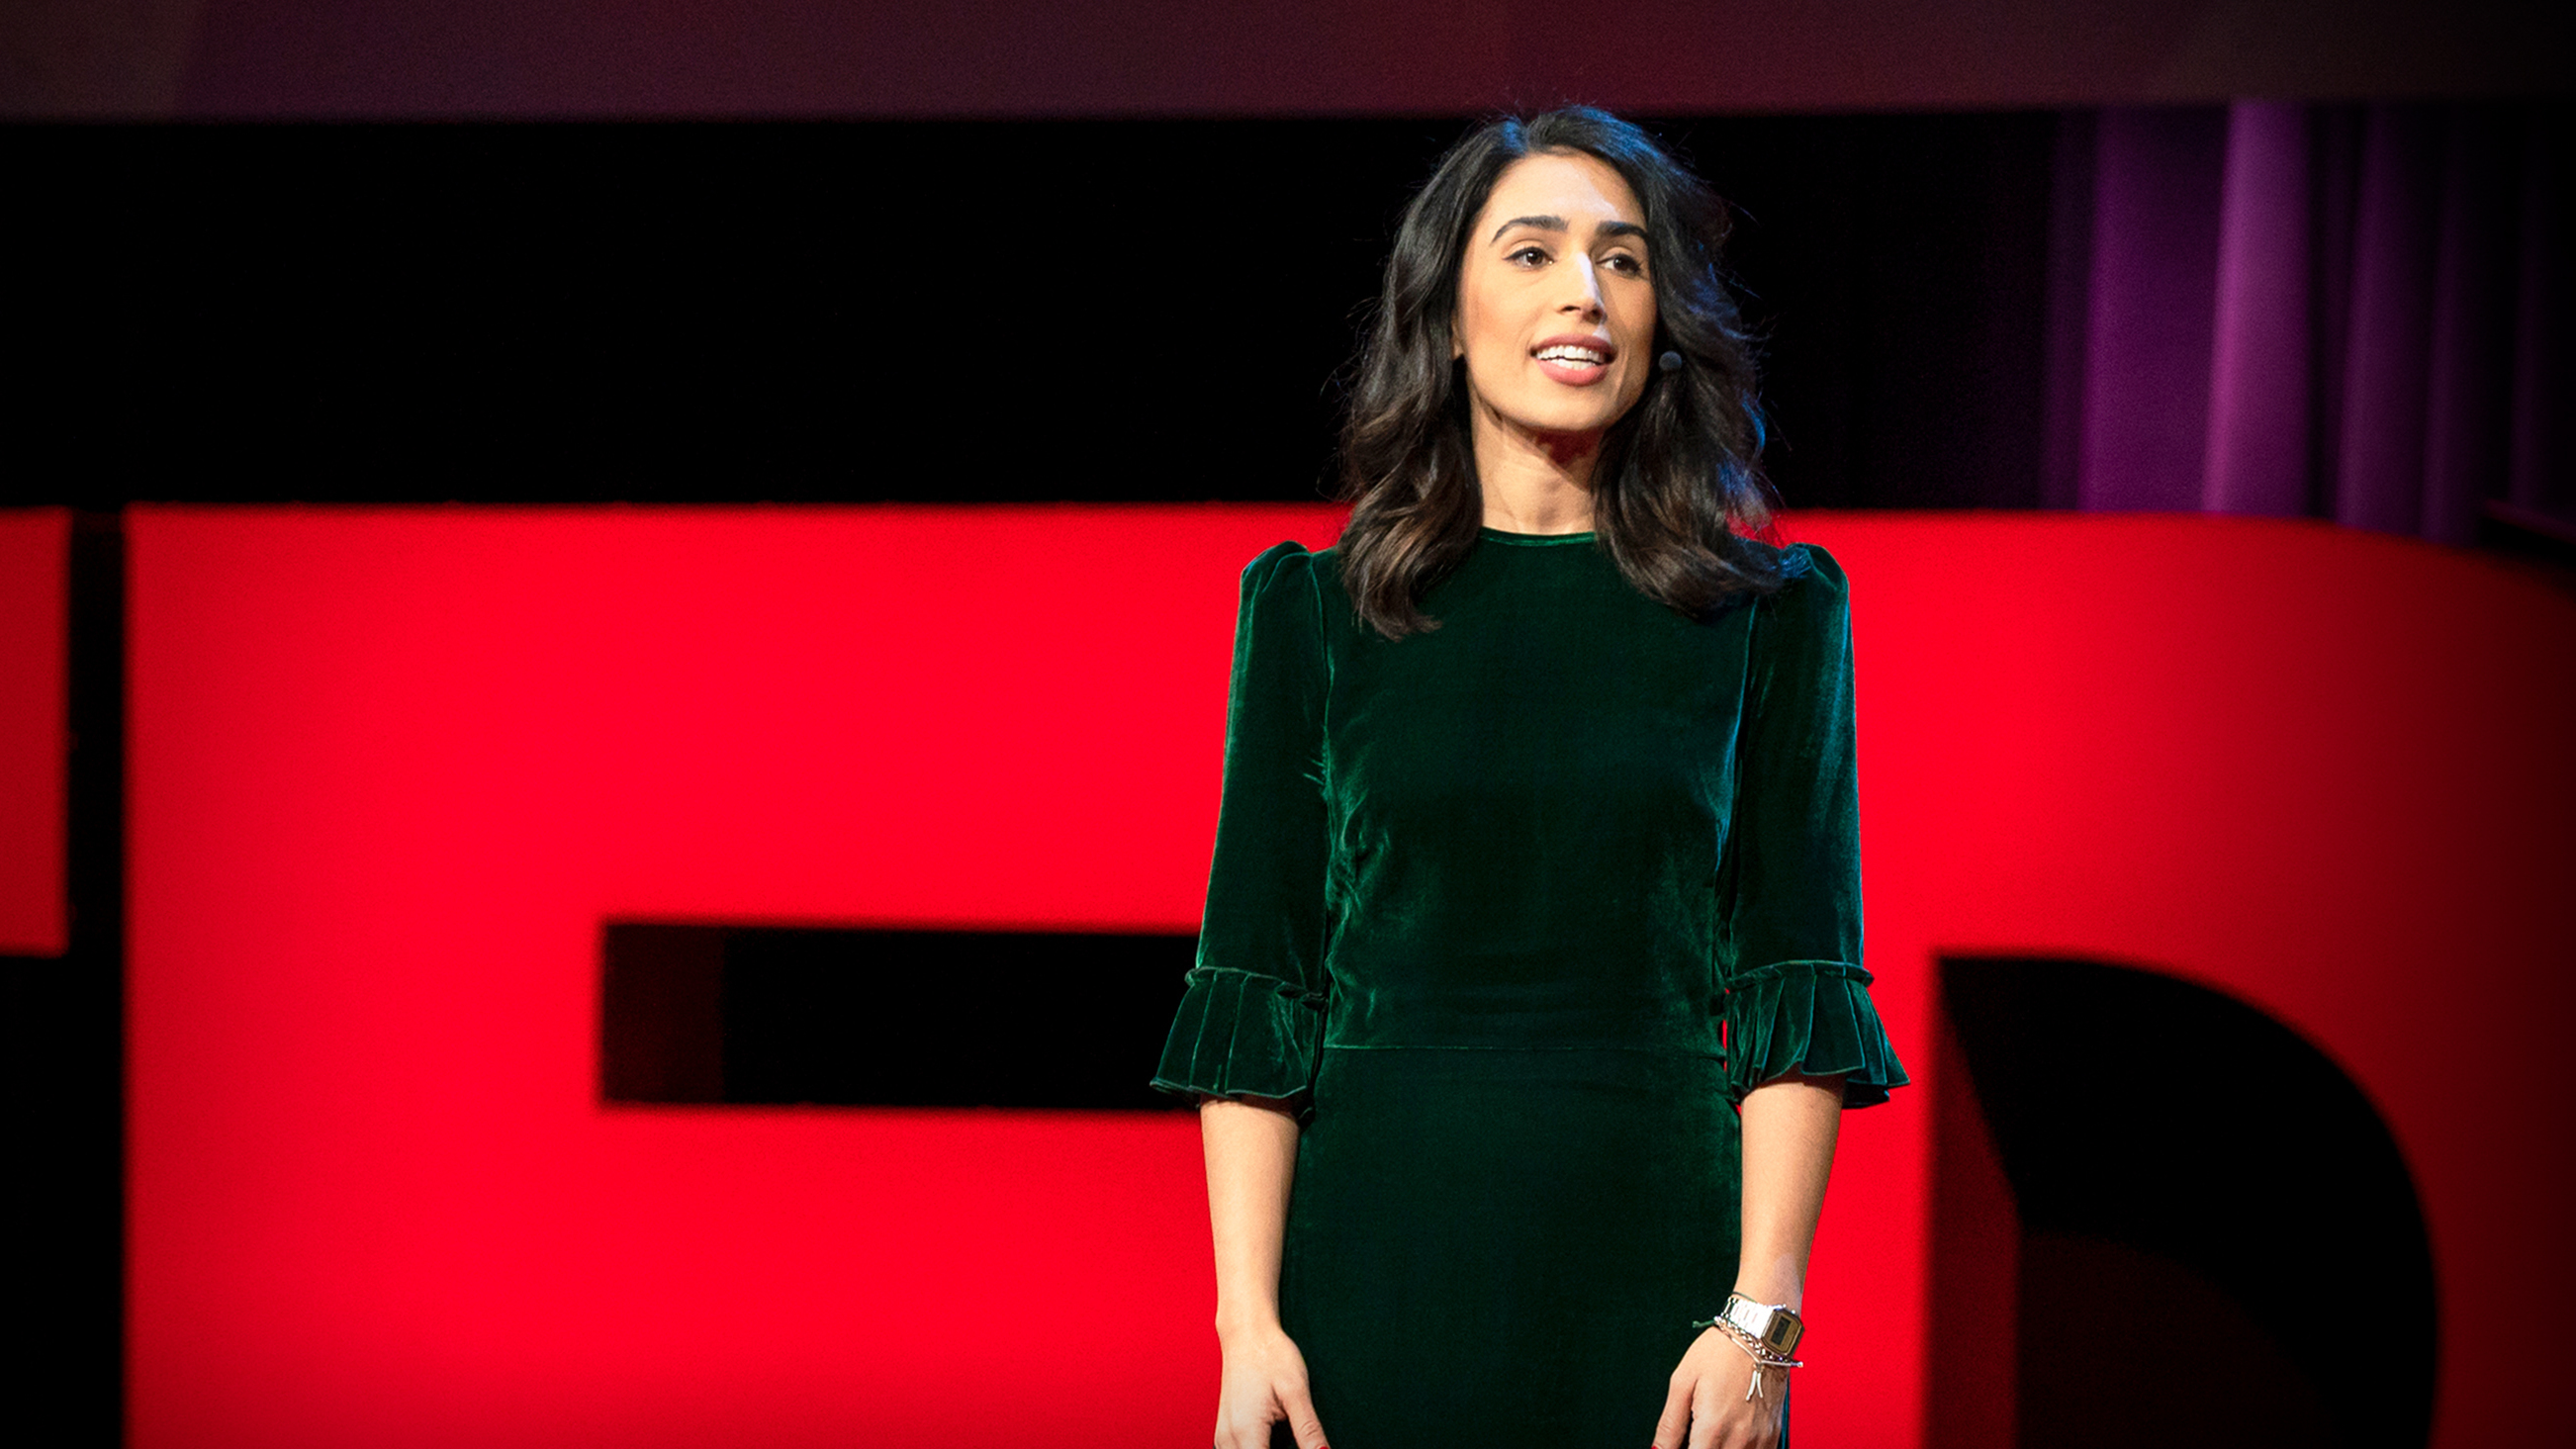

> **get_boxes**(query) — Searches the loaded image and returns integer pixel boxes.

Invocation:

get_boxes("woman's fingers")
[1652,1365,1699,1449]
[1211,1381,1275,1449]
[1212,1323,1316,1449]
[1655,1338,1793,1449]
[1688,1379,1718,1449]
[1215,1401,1291,1449]
[1276,1380,1331,1449]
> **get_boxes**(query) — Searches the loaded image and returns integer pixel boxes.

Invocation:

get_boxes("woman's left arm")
[1659,545,1905,1446]
[1652,1070,1844,1449]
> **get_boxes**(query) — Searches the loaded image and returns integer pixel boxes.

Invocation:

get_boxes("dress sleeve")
[1718,543,1909,1109]
[1150,541,1333,1118]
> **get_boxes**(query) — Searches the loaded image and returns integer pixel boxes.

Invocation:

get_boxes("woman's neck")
[1471,402,1600,534]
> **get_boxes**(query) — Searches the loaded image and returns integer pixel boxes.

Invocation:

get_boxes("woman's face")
[1453,150,1658,445]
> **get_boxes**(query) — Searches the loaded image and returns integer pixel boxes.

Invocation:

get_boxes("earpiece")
[1657,350,1684,373]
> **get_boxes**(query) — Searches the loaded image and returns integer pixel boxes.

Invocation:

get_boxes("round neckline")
[1478,525,1598,545]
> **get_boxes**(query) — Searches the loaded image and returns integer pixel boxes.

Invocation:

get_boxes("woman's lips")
[1532,336,1614,386]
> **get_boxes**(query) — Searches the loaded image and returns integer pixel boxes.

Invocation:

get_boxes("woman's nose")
[1558,257,1607,317]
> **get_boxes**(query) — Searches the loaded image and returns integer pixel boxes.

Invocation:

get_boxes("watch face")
[1726,1297,1803,1355]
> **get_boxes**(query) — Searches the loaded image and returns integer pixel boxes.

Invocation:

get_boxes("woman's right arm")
[1201,1094,1331,1449]
[1154,544,1334,1447]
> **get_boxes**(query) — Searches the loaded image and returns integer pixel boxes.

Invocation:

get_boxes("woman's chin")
[1471,379,1643,450]
[1509,408,1629,445]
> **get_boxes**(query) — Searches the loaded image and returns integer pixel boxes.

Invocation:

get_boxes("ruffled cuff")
[1149,967,1328,1113]
[1722,960,1909,1108]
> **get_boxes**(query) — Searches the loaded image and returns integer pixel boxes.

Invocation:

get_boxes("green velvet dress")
[1151,526,1906,1449]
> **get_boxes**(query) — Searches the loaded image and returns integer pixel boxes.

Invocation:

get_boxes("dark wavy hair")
[1335,107,1797,639]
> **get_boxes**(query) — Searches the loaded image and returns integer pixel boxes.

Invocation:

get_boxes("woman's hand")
[1213,1318,1331,1449]
[1652,1327,1787,1449]
[1659,1070,1837,1447]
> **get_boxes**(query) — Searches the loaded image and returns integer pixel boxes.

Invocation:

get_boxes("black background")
[10,114,2057,509]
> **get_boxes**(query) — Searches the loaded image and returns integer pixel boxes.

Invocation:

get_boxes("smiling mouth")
[1531,340,1614,385]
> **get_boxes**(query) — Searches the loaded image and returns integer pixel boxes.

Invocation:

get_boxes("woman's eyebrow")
[1487,215,1650,242]
[1490,214,1566,241]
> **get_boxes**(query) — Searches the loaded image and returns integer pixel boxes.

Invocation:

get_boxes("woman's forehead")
[1480,151,1644,229]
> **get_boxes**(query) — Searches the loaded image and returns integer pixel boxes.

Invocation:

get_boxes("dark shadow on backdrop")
[602,922,1195,1109]
[4,514,124,1448]
[1928,953,2436,1449]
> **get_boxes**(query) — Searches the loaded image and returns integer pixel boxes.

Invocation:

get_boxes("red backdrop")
[126,506,2575,1446]
[0,507,68,956]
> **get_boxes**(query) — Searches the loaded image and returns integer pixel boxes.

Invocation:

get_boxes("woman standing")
[1151,108,1906,1449]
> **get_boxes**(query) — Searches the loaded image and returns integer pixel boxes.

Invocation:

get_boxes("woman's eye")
[1506,245,1550,267]
[1605,252,1645,276]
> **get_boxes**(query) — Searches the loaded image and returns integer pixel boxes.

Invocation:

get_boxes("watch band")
[1719,1293,1805,1357]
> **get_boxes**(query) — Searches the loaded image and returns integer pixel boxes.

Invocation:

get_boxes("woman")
[1150,108,1906,1449]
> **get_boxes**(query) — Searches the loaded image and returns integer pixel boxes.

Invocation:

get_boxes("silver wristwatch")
[1719,1294,1805,1356]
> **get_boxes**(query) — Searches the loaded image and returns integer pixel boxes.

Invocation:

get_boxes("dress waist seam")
[1323,1042,1725,1058]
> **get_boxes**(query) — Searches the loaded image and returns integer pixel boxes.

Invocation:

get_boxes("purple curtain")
[2053,101,2570,546]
